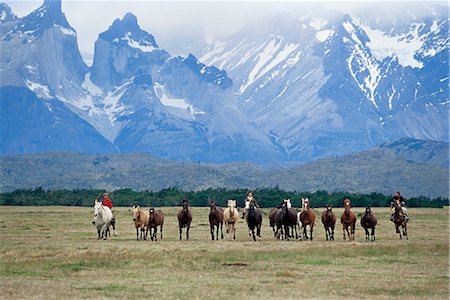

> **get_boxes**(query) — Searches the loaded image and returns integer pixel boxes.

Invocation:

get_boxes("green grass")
[0,206,448,299]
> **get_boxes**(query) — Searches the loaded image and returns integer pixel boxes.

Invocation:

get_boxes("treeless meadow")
[0,206,448,299]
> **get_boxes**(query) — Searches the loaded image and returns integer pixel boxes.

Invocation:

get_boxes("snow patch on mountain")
[316,29,334,42]
[25,80,53,99]
[113,31,157,52]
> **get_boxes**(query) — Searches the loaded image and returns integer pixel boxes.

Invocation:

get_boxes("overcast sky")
[4,1,447,58]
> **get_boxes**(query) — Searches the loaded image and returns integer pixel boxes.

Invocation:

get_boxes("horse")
[224,199,239,240]
[132,206,149,240]
[341,198,356,241]
[177,199,192,240]
[245,202,262,241]
[299,198,316,240]
[321,204,336,241]
[93,200,113,240]
[360,206,377,242]
[269,208,278,237]
[392,200,408,240]
[274,199,298,240]
[209,200,224,240]
[148,207,164,241]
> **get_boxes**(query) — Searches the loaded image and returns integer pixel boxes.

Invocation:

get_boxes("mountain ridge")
[0,0,448,165]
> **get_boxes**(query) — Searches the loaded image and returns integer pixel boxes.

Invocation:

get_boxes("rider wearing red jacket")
[102,193,113,209]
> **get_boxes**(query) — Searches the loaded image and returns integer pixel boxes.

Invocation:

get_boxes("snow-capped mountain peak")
[15,0,73,36]
[0,3,16,23]
[99,12,158,51]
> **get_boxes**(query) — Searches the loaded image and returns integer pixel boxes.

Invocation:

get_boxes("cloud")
[4,0,446,57]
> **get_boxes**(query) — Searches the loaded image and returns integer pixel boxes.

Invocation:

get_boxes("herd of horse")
[93,198,408,241]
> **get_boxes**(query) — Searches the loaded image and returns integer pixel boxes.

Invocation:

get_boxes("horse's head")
[344,198,351,213]
[149,207,155,221]
[365,206,371,214]
[182,199,189,213]
[283,199,292,208]
[228,199,236,208]
[326,204,333,212]
[209,200,217,211]
[132,205,140,221]
[245,200,250,210]
[94,200,102,218]
[302,198,310,210]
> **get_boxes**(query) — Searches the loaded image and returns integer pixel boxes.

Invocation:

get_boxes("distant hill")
[1,141,448,198]
[380,138,449,168]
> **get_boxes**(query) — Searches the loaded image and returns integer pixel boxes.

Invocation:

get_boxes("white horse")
[224,199,239,240]
[94,200,114,240]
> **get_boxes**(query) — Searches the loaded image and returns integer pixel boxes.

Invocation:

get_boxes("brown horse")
[360,206,377,241]
[177,199,192,240]
[148,207,164,241]
[132,206,149,241]
[209,200,224,240]
[321,204,336,241]
[224,200,239,240]
[392,200,408,240]
[269,208,278,237]
[341,198,356,241]
[299,198,316,240]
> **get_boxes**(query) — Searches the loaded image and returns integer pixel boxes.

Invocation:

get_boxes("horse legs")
[101,224,108,240]
[364,228,369,241]
[303,225,308,240]
[395,224,402,239]
[97,227,101,239]
[110,220,117,237]
[210,224,215,241]
[403,223,408,240]
[310,224,314,241]
[154,226,158,241]
[330,224,335,241]
[160,224,163,240]
[179,222,183,240]
[220,222,223,240]
[284,224,290,241]
[186,224,190,240]
[342,225,346,240]
[371,227,376,241]
[325,225,329,241]
[257,224,261,239]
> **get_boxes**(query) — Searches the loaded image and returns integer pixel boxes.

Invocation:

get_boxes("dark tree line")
[0,187,448,208]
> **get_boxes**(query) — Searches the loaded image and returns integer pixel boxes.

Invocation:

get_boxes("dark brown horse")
[246,202,262,241]
[269,208,278,237]
[148,207,164,241]
[274,200,298,240]
[177,199,192,240]
[392,200,408,240]
[341,198,356,241]
[321,204,336,241]
[209,200,224,240]
[299,198,316,240]
[360,206,377,242]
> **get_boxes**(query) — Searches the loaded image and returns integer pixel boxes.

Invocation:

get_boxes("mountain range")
[0,0,448,166]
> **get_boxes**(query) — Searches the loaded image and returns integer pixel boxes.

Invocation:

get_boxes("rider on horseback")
[241,191,260,219]
[92,193,116,225]
[390,191,409,222]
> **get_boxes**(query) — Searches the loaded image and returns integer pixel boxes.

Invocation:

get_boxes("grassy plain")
[0,206,448,299]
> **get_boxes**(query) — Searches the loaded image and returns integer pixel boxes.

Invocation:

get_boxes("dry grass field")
[0,205,448,299]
